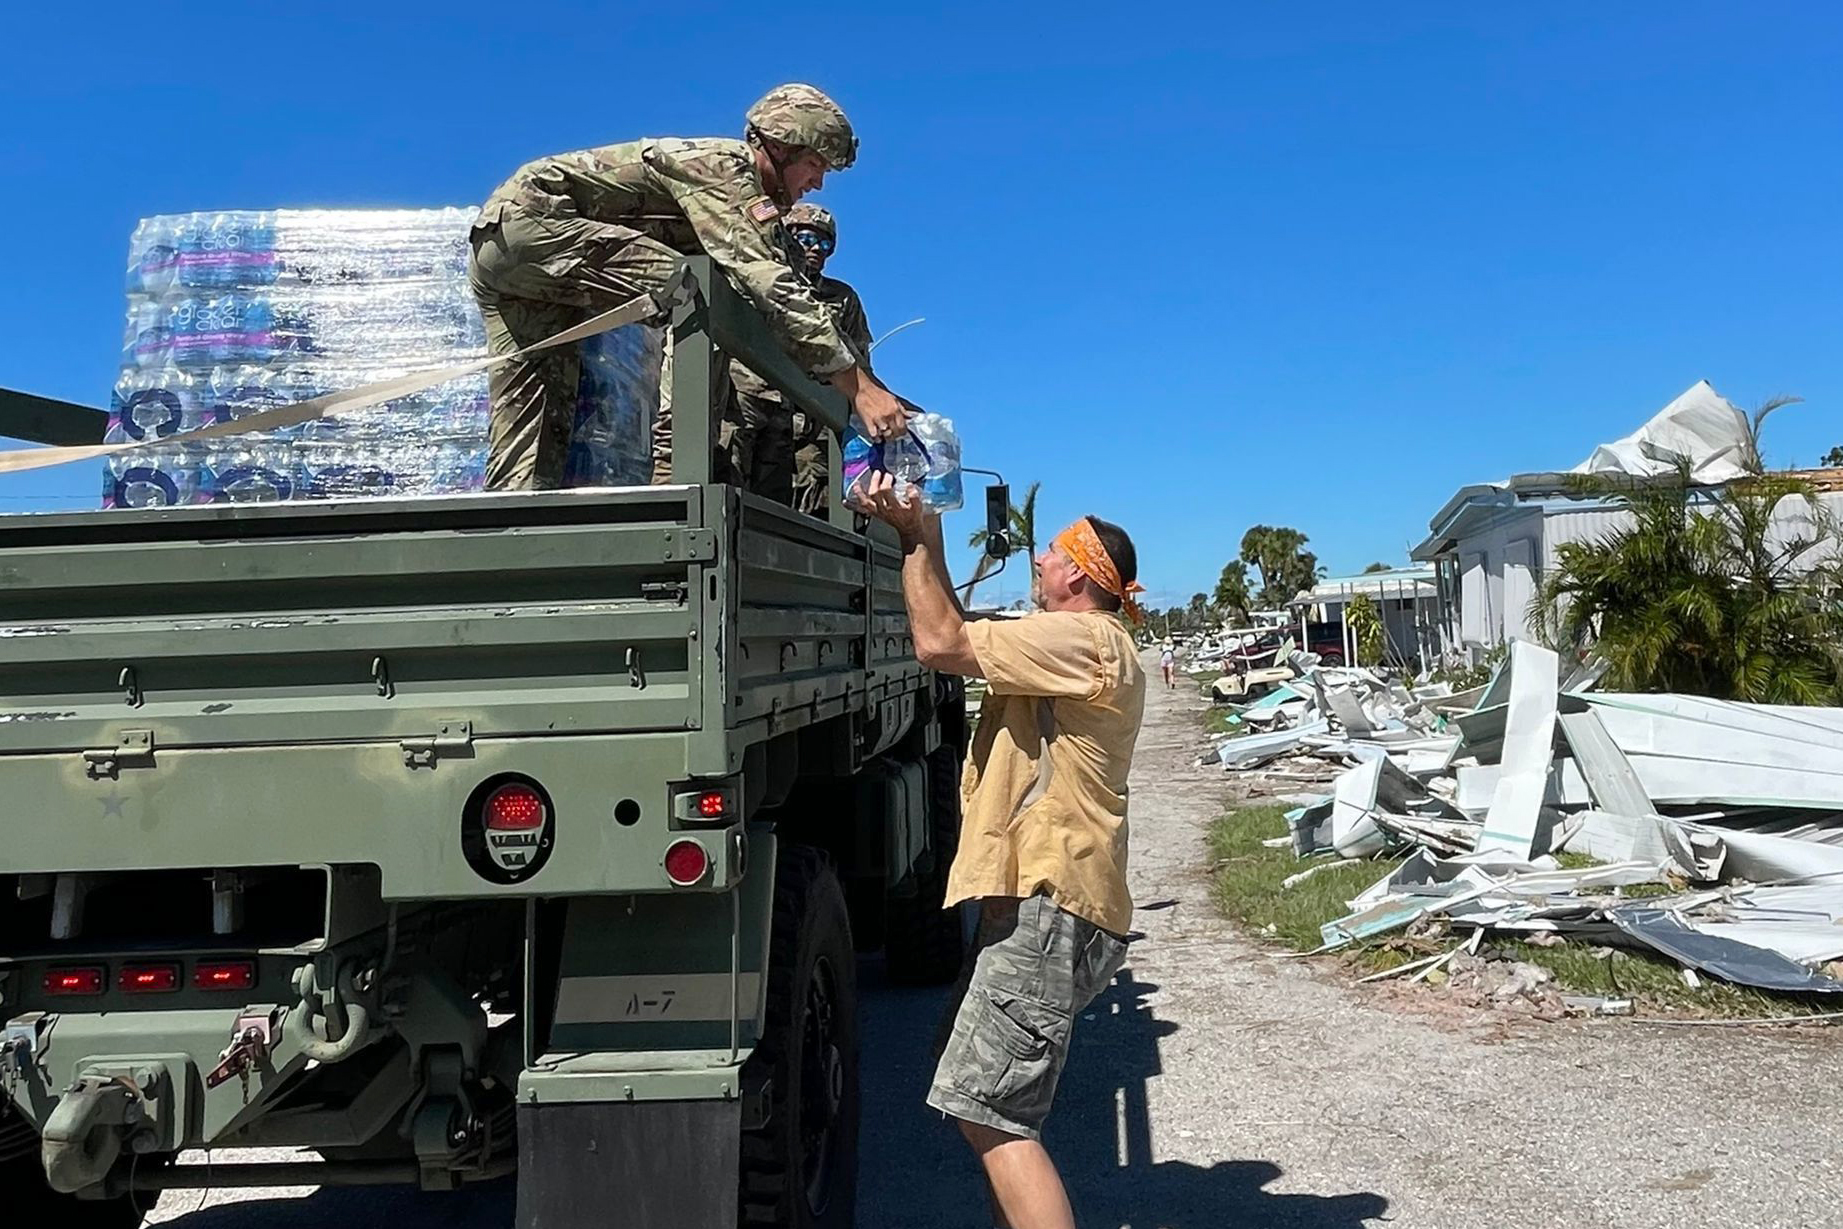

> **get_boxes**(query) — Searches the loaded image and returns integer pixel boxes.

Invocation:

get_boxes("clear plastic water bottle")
[178,211,277,289]
[202,446,298,503]
[908,413,964,512]
[126,216,180,296]
[121,299,175,369]
[301,446,395,499]
[208,211,278,288]
[174,213,212,288]
[102,444,201,509]
[110,370,210,442]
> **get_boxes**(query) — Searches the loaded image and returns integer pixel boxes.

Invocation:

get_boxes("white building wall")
[1447,490,1841,651]
[1450,507,1543,649]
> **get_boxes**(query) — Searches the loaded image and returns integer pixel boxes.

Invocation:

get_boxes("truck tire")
[882,745,966,986]
[740,845,858,1229]
[0,1153,145,1228]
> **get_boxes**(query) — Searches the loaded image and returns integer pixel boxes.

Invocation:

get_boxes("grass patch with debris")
[1208,805,1400,952]
[1202,705,1246,737]
[1206,805,1822,1020]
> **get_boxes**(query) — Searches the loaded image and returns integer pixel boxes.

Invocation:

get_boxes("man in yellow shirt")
[853,471,1147,1229]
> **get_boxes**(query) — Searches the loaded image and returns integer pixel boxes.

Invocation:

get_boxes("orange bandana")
[1054,517,1146,626]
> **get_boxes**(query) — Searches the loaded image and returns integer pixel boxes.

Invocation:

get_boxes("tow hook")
[286,963,373,1064]
[40,1075,145,1194]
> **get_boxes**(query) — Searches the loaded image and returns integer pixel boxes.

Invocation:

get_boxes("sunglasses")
[791,230,835,254]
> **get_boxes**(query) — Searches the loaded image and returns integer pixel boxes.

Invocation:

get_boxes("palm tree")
[1213,560,1252,626]
[1530,397,1843,703]
[965,481,1040,605]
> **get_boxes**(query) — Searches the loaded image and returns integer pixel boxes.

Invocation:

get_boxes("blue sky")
[2,3,1839,608]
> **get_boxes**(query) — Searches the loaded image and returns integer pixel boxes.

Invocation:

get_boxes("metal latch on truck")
[82,730,154,779]
[400,721,473,769]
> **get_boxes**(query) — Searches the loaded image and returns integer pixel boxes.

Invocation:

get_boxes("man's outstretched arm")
[853,472,979,677]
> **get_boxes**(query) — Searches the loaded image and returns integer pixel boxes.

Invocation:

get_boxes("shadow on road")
[153,956,1388,1228]
[858,959,1391,1228]
[148,1177,514,1228]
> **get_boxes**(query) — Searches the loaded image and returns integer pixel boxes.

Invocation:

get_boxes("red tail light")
[44,967,105,996]
[664,839,711,886]
[194,961,257,991]
[485,783,546,831]
[120,964,181,994]
[697,790,728,819]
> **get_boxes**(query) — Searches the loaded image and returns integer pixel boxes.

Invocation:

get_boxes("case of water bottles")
[841,412,964,512]
[106,208,661,508]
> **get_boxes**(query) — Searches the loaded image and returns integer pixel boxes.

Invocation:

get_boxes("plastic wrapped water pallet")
[105,208,660,507]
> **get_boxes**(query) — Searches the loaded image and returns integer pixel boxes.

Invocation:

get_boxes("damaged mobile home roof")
[1411,379,1787,562]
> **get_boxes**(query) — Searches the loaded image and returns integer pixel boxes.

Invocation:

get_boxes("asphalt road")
[147,662,1843,1228]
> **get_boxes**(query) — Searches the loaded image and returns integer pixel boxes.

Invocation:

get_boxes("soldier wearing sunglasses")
[726,202,873,509]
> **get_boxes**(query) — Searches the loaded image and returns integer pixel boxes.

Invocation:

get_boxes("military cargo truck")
[0,256,997,1227]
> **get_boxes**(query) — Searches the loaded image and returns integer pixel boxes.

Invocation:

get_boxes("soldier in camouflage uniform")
[467,83,910,490]
[726,202,873,510]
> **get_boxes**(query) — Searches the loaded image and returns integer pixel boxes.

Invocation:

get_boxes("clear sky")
[2,3,1839,608]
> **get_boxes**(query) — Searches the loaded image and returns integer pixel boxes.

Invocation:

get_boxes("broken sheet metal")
[1458,750,1843,815]
[1475,642,1560,861]
[1567,810,1675,867]
[1218,719,1332,769]
[1319,852,1663,950]
[1556,709,1656,819]
[1606,908,1843,995]
[1219,627,1843,996]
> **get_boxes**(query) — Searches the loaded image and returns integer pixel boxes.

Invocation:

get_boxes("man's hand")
[849,470,930,547]
[829,366,909,441]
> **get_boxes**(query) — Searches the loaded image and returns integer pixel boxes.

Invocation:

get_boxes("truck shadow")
[152,957,1389,1228]
[146,1176,515,1228]
[857,959,1392,1229]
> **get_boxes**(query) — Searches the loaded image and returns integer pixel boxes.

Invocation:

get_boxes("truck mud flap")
[515,1098,739,1229]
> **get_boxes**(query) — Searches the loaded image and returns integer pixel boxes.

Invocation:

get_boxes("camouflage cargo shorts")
[926,894,1128,1141]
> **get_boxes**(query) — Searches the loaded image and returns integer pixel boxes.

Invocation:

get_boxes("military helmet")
[746,84,858,171]
[784,203,837,240]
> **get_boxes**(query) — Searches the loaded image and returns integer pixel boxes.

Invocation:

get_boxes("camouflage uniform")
[728,202,873,510]
[927,895,1127,1141]
[795,274,872,513]
[468,85,860,491]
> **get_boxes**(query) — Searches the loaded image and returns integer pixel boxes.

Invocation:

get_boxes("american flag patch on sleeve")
[747,197,781,224]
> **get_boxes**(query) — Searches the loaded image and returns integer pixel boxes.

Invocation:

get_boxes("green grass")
[1202,705,1246,737]
[1207,806,1400,952]
[1205,805,1825,1019]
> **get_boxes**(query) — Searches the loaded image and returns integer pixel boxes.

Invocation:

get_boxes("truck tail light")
[120,964,181,994]
[194,960,257,991]
[664,839,710,887]
[485,783,546,831]
[465,775,556,884]
[44,967,105,996]
[697,790,728,819]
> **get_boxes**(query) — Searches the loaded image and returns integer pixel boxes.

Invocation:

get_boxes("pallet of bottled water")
[105,208,660,507]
